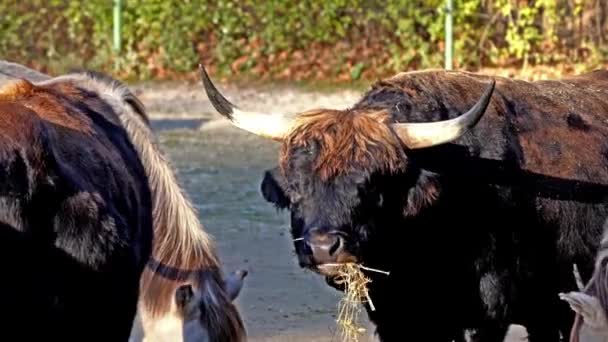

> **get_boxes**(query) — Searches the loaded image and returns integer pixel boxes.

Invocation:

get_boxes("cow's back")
[359,69,608,184]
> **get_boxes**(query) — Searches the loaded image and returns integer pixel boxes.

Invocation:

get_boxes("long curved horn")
[199,64,293,140]
[392,79,496,149]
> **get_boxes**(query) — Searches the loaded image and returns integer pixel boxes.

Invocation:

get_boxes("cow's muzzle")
[304,229,356,275]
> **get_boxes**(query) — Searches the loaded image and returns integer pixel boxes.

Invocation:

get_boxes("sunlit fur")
[281,109,405,181]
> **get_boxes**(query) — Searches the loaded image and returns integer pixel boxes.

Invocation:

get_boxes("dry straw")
[323,263,390,342]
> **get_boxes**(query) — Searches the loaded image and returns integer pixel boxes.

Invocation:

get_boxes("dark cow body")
[0,79,152,340]
[201,67,608,341]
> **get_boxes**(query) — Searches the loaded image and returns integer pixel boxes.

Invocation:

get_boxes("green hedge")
[1,0,606,81]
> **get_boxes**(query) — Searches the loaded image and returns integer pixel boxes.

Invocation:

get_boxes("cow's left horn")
[199,64,293,141]
[392,79,495,149]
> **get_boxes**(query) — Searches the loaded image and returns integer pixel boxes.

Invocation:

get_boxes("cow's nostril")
[306,231,338,249]
[305,229,346,264]
[328,235,341,256]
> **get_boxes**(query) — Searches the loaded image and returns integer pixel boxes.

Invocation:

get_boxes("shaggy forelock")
[280,109,407,182]
[277,109,409,229]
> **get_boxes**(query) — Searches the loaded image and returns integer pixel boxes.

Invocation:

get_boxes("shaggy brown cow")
[0,65,245,341]
[201,65,608,341]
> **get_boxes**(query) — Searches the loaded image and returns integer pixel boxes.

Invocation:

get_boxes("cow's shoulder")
[0,79,94,134]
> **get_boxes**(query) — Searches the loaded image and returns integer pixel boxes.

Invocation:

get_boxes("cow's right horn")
[199,64,293,141]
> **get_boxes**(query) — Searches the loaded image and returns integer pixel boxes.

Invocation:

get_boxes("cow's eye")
[294,144,315,156]
[301,145,313,155]
[305,140,320,155]
[377,194,384,207]
[175,284,194,309]
[290,192,302,203]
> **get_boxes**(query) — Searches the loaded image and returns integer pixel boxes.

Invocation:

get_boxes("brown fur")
[0,80,92,134]
[518,125,607,180]
[0,102,42,149]
[376,69,608,184]
[0,78,35,100]
[280,109,406,181]
[403,172,441,216]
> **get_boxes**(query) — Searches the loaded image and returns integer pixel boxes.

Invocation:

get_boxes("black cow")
[200,65,608,341]
[0,67,245,341]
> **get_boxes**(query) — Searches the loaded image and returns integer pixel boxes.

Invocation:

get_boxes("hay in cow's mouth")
[320,263,389,342]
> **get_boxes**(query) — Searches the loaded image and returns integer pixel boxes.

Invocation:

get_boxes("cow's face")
[260,109,442,276]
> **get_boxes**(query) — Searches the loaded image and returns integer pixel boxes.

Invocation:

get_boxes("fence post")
[113,0,122,53]
[445,0,453,70]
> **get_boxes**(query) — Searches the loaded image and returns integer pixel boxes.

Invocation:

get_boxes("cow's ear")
[224,270,248,301]
[403,170,440,217]
[260,167,290,209]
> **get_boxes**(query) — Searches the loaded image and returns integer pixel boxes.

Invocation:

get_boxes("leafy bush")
[1,0,606,81]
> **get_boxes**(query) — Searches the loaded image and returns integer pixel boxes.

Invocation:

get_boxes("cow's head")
[133,269,248,342]
[175,270,248,341]
[199,65,495,279]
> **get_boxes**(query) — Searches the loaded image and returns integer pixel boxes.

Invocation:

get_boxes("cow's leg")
[48,237,141,342]
[56,264,140,341]
[0,219,142,341]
